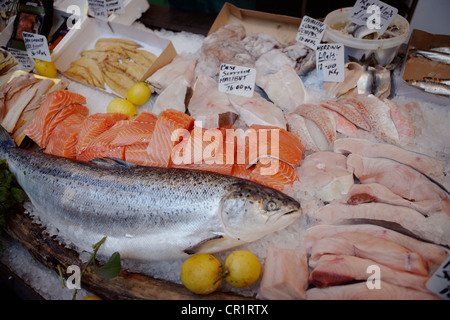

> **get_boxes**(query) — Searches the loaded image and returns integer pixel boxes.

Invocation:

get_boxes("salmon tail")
[0,125,16,150]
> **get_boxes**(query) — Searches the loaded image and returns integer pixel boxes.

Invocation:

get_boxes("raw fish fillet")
[43,103,89,147]
[310,255,430,292]
[254,49,296,76]
[302,224,449,269]
[334,137,446,179]
[383,98,414,146]
[309,232,429,275]
[336,182,448,217]
[77,120,130,161]
[228,93,287,130]
[242,33,282,58]
[1,85,38,133]
[110,120,157,147]
[145,109,194,167]
[295,151,354,202]
[347,154,450,204]
[45,113,86,159]
[343,94,399,145]
[152,76,189,116]
[24,90,87,148]
[294,104,336,145]
[306,282,440,300]
[282,43,316,75]
[147,56,196,94]
[314,203,450,246]
[187,74,238,129]
[250,159,299,192]
[285,113,319,152]
[258,246,308,300]
[256,64,309,113]
[320,99,369,131]
[124,143,149,166]
[76,113,128,156]
[324,62,364,98]
[329,109,360,138]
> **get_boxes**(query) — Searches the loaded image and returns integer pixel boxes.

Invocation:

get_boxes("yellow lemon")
[107,98,137,117]
[180,254,223,295]
[34,59,58,78]
[126,82,152,106]
[224,250,261,288]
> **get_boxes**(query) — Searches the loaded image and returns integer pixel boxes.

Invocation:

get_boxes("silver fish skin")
[408,80,450,97]
[430,47,450,55]
[415,49,450,65]
[0,126,301,261]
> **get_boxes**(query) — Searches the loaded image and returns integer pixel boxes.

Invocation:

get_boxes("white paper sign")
[8,48,33,69]
[426,257,450,300]
[316,43,345,82]
[296,15,326,50]
[349,0,398,35]
[22,32,51,62]
[88,0,108,21]
[106,0,125,14]
[218,64,256,97]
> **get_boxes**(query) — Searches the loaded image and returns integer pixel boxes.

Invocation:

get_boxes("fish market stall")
[0,1,449,301]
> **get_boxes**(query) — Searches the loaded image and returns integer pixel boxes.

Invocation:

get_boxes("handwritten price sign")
[218,64,256,97]
[316,43,344,82]
[22,32,51,62]
[349,0,398,35]
[426,257,450,300]
[296,16,326,50]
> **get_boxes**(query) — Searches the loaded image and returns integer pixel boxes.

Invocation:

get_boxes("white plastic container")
[323,7,410,66]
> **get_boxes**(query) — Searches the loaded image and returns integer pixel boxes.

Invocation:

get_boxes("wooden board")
[5,210,252,300]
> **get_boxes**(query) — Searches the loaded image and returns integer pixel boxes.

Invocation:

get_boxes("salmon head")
[219,181,301,242]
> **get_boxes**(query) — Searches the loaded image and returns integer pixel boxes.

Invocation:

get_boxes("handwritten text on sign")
[349,0,398,35]
[296,16,326,50]
[88,0,108,21]
[22,32,51,62]
[316,43,345,82]
[218,64,256,97]
[426,256,450,300]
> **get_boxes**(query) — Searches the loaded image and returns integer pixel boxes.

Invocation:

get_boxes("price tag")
[349,0,398,35]
[426,257,450,300]
[296,16,326,50]
[316,43,345,82]
[8,48,33,69]
[218,64,256,97]
[22,32,51,62]
[106,0,125,14]
[88,0,108,21]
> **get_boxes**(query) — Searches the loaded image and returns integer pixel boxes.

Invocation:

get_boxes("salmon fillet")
[24,90,86,148]
[45,113,86,159]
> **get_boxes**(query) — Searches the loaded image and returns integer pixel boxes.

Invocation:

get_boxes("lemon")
[224,250,261,288]
[180,254,223,295]
[126,82,152,106]
[82,296,102,300]
[35,59,58,78]
[107,98,137,117]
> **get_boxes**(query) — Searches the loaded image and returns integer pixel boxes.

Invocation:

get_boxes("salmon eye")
[266,200,279,211]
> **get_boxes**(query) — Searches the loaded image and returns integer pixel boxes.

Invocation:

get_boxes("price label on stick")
[218,64,256,98]
[22,32,51,62]
[349,0,398,35]
[316,43,345,83]
[296,15,326,50]
[106,0,125,15]
[88,0,108,21]
[426,256,450,300]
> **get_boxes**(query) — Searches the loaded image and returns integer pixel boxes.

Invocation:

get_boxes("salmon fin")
[89,157,138,168]
[183,235,226,255]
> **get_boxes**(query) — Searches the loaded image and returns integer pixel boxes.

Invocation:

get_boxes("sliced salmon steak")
[145,109,194,167]
[45,113,86,159]
[24,90,86,148]
[110,121,157,147]
[43,103,89,147]
[77,120,130,162]
[250,159,299,192]
[133,111,157,123]
[76,113,128,156]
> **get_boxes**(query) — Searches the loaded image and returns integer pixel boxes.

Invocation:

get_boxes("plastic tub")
[323,7,410,66]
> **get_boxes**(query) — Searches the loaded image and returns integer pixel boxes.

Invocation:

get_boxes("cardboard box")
[403,29,450,81]
[209,2,302,45]
[51,15,177,97]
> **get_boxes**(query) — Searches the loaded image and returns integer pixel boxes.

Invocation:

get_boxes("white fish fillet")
[314,203,450,246]
[228,93,287,130]
[302,224,449,270]
[320,99,370,131]
[285,113,319,152]
[306,282,440,300]
[323,62,364,98]
[383,98,415,146]
[334,137,446,179]
[344,94,400,145]
[254,49,296,76]
[295,151,354,202]
[256,64,309,113]
[295,104,336,145]
[152,76,189,116]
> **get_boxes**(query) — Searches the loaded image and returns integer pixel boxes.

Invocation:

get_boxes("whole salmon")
[0,125,301,261]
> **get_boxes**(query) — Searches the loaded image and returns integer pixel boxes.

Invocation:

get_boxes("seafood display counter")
[0,2,449,301]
